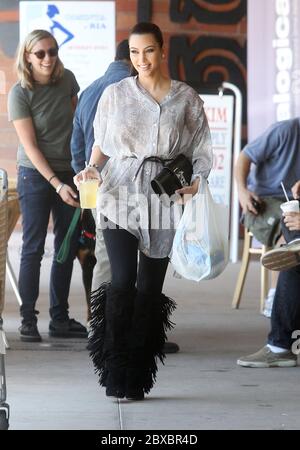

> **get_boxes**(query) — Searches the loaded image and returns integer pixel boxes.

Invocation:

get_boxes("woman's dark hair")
[129,22,163,48]
[115,39,130,61]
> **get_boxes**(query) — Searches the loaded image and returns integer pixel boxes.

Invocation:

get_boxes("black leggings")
[102,222,169,295]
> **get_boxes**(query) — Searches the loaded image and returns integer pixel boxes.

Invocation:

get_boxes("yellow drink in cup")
[79,179,99,209]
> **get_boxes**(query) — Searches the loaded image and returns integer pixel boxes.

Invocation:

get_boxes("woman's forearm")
[13,118,61,188]
[24,145,62,187]
[89,145,108,168]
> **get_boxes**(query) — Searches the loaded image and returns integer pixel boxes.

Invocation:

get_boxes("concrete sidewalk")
[2,231,300,430]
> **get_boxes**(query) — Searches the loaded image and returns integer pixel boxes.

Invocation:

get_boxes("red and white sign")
[202,94,234,207]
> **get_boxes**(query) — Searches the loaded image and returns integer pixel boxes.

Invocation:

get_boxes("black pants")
[99,221,171,392]
[268,220,300,349]
[102,223,169,294]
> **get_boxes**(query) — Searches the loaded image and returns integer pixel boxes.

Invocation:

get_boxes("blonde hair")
[16,29,64,90]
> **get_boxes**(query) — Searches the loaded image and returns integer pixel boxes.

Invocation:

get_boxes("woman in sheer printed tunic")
[74,22,212,401]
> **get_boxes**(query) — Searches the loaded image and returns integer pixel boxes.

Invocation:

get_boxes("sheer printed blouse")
[93,76,212,258]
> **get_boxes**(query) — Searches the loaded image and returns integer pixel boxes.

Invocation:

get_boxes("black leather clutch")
[151,154,193,197]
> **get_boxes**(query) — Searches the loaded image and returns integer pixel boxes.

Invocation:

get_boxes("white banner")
[248,0,300,140]
[19,1,115,92]
[202,94,234,207]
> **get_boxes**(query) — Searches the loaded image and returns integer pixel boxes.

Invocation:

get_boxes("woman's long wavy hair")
[16,29,64,90]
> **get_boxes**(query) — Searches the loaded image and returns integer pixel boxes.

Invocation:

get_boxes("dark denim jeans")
[268,220,300,349]
[17,166,80,322]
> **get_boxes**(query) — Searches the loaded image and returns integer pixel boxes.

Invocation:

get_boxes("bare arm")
[12,117,79,207]
[175,177,200,204]
[235,152,261,215]
[89,145,108,167]
[73,145,108,188]
[292,181,300,199]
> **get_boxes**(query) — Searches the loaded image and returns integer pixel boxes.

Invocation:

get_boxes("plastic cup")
[79,179,98,209]
[280,200,300,213]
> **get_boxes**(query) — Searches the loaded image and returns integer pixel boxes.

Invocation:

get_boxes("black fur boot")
[88,283,109,387]
[126,291,176,399]
[88,283,135,398]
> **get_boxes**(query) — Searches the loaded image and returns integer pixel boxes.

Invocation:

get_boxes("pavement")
[1,231,300,430]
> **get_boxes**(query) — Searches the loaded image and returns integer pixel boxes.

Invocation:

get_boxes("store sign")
[19,1,115,92]
[202,94,234,207]
[248,0,300,140]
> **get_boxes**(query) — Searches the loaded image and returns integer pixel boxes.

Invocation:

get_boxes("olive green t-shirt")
[8,68,80,172]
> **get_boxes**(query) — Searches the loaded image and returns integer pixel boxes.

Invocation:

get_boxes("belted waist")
[131,156,173,182]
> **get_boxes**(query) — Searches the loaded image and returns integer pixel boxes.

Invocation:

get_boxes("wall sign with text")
[202,94,234,207]
[19,1,115,93]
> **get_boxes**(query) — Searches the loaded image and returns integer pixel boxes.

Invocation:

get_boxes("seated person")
[235,119,300,316]
[237,180,300,367]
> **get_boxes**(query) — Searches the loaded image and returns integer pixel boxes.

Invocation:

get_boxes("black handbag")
[151,154,193,197]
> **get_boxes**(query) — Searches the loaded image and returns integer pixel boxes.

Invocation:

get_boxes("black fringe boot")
[126,292,176,400]
[88,283,135,398]
[88,283,109,387]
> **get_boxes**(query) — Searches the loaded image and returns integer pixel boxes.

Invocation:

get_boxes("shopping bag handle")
[56,208,81,264]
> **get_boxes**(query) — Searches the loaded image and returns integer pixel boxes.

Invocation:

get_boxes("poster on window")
[201,94,234,207]
[19,1,115,92]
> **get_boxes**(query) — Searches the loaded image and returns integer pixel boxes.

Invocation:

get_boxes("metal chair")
[232,228,270,313]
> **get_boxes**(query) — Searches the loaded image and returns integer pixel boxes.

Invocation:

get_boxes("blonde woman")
[8,29,87,342]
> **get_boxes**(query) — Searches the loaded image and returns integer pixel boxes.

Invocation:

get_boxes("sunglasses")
[30,47,58,59]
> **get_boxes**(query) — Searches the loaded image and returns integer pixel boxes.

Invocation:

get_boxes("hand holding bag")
[170,178,229,281]
[151,154,193,197]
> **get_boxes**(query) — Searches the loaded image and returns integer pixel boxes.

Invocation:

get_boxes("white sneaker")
[262,288,275,318]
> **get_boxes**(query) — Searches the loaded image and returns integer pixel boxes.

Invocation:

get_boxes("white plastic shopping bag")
[170,178,229,281]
